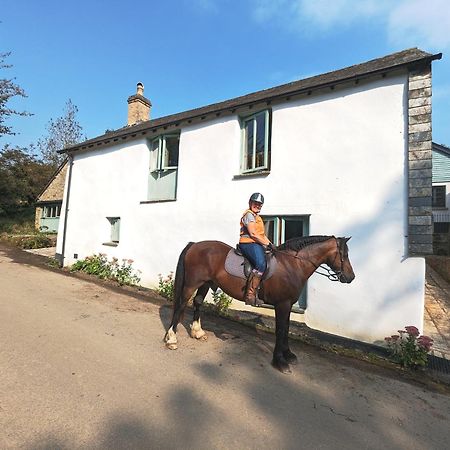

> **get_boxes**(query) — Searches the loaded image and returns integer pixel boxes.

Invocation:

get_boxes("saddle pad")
[224,249,277,280]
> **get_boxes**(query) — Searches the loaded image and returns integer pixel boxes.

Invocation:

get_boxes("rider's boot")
[244,271,264,307]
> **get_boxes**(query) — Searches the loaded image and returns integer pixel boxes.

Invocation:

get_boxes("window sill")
[102,242,118,247]
[140,199,177,204]
[233,170,270,180]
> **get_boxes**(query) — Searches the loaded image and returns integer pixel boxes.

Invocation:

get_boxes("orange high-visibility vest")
[239,209,266,244]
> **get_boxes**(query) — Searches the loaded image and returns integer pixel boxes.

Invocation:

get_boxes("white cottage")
[57,48,441,344]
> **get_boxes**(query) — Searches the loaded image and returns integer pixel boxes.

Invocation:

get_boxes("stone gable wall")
[408,65,433,255]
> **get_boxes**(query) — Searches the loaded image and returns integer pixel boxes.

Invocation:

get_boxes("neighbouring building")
[56,48,442,344]
[432,142,450,255]
[35,160,68,233]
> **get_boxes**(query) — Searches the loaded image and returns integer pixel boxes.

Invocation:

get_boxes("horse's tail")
[173,242,195,311]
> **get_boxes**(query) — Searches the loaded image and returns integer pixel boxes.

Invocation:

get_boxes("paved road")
[1,244,450,450]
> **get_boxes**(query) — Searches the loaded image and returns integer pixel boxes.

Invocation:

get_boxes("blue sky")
[1,0,449,151]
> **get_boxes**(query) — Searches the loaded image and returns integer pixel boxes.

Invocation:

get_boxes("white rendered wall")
[57,73,425,344]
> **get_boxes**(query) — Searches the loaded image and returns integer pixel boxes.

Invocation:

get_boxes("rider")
[239,193,273,306]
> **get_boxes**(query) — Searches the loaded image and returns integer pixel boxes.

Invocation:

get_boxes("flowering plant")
[385,326,433,369]
[157,272,174,301]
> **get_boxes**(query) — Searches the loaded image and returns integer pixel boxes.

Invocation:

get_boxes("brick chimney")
[127,82,151,125]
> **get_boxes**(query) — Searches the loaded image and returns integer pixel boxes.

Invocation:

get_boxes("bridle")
[272,238,345,282]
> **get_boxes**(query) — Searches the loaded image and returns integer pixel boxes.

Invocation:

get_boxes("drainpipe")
[58,153,74,268]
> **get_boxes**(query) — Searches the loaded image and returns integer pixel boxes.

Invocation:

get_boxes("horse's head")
[328,237,355,283]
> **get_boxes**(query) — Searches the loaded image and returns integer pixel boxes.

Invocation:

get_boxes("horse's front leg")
[272,301,295,373]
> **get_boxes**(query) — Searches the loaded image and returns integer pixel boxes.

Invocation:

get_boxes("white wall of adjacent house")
[57,72,425,344]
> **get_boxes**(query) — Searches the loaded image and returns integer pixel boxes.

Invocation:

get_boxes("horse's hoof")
[166,342,178,350]
[283,351,298,365]
[272,358,292,374]
[191,330,207,340]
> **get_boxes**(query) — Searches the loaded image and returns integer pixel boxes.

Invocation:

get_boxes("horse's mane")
[277,235,334,252]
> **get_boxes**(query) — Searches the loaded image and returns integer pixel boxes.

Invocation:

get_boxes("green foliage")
[0,52,31,137]
[0,206,35,233]
[157,272,174,301]
[11,233,52,249]
[70,254,141,286]
[385,326,434,369]
[211,289,232,313]
[0,146,55,213]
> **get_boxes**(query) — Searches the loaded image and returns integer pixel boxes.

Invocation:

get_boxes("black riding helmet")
[249,192,264,204]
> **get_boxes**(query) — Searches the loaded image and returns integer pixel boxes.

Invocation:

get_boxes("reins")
[272,244,342,282]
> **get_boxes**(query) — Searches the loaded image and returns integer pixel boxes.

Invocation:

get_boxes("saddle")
[224,245,277,280]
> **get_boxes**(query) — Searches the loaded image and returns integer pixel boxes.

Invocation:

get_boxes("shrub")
[385,326,434,369]
[70,254,141,286]
[0,232,53,249]
[211,289,233,313]
[157,272,174,301]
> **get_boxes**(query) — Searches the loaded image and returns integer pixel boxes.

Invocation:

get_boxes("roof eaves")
[62,48,442,155]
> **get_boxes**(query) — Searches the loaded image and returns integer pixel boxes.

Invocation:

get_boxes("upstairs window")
[432,186,446,208]
[148,135,179,201]
[241,110,270,173]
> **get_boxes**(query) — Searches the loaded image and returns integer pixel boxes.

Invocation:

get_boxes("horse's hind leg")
[190,283,211,340]
[165,284,198,350]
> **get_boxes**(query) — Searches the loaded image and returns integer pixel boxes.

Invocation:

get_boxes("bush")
[0,232,53,249]
[70,254,141,286]
[385,326,434,369]
[157,272,174,301]
[211,289,233,313]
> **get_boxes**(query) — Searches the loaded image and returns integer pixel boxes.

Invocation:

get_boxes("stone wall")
[408,65,433,255]
[426,255,450,283]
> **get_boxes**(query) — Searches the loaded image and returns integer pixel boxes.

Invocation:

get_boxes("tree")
[37,99,85,167]
[0,145,54,214]
[0,52,30,137]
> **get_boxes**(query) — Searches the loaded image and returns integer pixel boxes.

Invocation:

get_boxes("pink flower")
[405,326,420,337]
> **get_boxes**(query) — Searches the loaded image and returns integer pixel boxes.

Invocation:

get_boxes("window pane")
[244,119,254,170]
[150,138,160,171]
[284,219,304,241]
[255,112,266,168]
[434,222,449,233]
[164,136,179,168]
[264,219,275,244]
[432,186,446,207]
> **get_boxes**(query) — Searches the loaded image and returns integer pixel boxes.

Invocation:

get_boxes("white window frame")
[240,109,270,173]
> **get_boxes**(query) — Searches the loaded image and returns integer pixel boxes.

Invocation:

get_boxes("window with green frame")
[148,134,179,201]
[262,215,310,310]
[241,110,270,173]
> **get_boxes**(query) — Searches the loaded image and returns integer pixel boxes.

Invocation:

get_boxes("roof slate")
[63,48,442,154]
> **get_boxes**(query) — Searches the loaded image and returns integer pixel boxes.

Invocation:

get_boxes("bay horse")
[164,235,355,373]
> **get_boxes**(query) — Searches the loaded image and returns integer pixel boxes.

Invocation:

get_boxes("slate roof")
[62,48,442,154]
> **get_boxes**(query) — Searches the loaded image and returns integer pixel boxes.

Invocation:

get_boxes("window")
[43,204,61,218]
[432,186,446,208]
[148,135,179,201]
[241,110,270,173]
[262,215,309,310]
[434,222,449,233]
[107,217,120,244]
[262,215,309,246]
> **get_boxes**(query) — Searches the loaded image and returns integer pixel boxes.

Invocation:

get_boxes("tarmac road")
[1,243,450,450]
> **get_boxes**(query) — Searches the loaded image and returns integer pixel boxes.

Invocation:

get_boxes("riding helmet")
[249,192,264,204]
